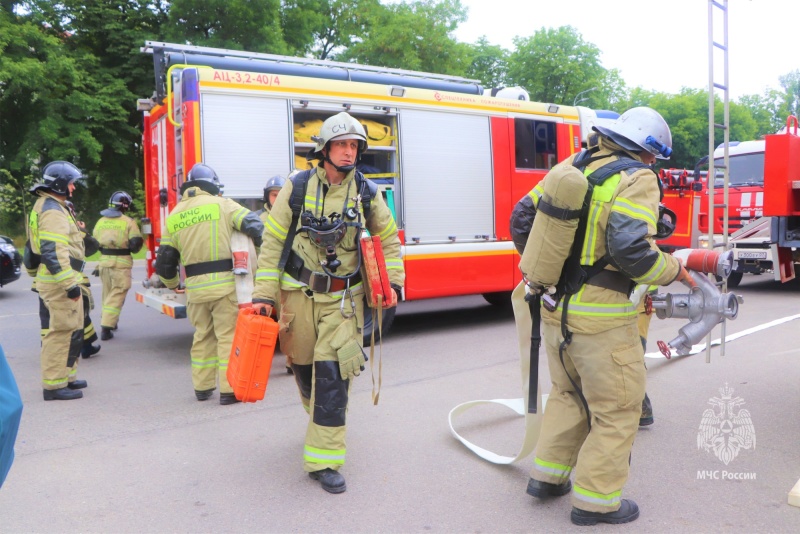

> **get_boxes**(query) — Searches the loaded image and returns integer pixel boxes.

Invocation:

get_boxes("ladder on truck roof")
[142,41,484,103]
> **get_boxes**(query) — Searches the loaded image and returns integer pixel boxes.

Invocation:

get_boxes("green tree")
[590,68,629,110]
[15,1,168,225]
[507,26,605,105]
[340,0,471,75]
[615,89,763,170]
[1,8,131,235]
[465,36,508,89]
[165,0,287,54]
[281,0,381,60]
[772,70,800,129]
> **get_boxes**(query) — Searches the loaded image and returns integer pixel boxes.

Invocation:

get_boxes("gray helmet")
[311,112,368,156]
[593,107,673,160]
[186,163,224,195]
[30,161,85,195]
[263,175,286,206]
[109,190,133,211]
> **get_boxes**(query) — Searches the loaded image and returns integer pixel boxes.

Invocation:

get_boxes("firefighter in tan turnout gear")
[24,161,90,401]
[155,164,264,405]
[520,108,696,525]
[252,112,404,494]
[93,191,143,340]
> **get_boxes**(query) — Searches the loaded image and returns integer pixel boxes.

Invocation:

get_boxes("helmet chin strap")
[322,153,356,174]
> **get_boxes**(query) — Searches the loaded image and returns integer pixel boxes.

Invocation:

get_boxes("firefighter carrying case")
[226,308,279,402]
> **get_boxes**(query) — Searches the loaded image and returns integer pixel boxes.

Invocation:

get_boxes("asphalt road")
[1,262,799,533]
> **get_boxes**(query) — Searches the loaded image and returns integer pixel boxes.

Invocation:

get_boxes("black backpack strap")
[355,170,378,220]
[277,169,313,271]
[586,157,650,186]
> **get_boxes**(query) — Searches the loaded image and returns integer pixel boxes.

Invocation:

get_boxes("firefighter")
[521,108,696,525]
[257,175,286,223]
[252,112,404,494]
[155,163,264,405]
[32,202,102,360]
[66,201,103,358]
[25,161,90,401]
[92,191,143,340]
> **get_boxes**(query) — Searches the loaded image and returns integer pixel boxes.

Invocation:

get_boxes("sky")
[453,0,799,100]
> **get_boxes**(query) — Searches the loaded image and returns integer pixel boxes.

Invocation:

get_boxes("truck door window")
[515,119,557,170]
[715,153,765,187]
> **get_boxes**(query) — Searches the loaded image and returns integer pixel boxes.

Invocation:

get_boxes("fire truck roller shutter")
[200,93,291,199]
[399,109,494,243]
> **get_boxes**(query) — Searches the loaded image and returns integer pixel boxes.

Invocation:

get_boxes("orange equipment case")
[226,308,279,402]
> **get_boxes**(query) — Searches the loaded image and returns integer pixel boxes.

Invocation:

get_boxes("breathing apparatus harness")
[277,168,378,317]
[524,148,651,427]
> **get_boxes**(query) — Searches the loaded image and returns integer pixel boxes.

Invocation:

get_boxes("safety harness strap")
[527,293,542,414]
[277,169,313,271]
[536,200,582,221]
[99,247,131,256]
[184,259,233,277]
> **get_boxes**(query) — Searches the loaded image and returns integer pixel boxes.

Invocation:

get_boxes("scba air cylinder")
[519,164,589,290]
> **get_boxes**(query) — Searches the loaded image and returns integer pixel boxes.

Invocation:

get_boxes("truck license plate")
[738,251,767,259]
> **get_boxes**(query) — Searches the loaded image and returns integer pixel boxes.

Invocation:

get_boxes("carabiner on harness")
[340,279,357,319]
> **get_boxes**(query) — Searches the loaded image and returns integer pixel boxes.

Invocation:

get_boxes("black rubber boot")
[81,344,101,359]
[220,393,241,405]
[309,469,347,494]
[639,393,654,427]
[43,388,83,401]
[67,380,88,390]
[526,478,572,498]
[195,388,215,401]
[571,499,640,526]
[100,327,114,340]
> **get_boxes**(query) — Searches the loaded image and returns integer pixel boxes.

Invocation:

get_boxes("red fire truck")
[658,123,800,286]
[134,41,590,335]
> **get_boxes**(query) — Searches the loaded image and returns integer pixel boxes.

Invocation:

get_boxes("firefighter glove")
[91,266,100,277]
[336,338,366,381]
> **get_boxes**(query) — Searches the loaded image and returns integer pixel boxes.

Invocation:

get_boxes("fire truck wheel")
[725,271,743,288]
[482,291,513,307]
[362,306,397,347]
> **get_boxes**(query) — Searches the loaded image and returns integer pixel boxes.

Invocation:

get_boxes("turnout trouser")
[278,288,364,473]
[37,284,83,390]
[531,321,645,513]
[100,267,132,329]
[186,292,238,394]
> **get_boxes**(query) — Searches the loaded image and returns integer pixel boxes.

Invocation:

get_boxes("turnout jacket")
[529,138,681,335]
[27,192,84,294]
[253,167,404,304]
[93,210,143,269]
[156,186,263,304]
